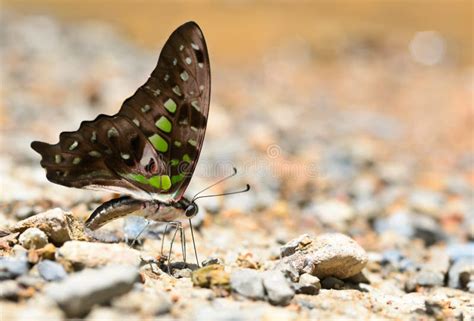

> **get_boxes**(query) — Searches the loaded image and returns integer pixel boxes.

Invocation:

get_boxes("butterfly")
[31,22,212,232]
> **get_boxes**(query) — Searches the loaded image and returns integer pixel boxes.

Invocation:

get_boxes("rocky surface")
[56,240,142,269]
[45,265,139,317]
[0,11,472,321]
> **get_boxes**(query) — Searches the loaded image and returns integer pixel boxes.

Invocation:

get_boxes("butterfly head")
[185,202,199,218]
[175,197,199,219]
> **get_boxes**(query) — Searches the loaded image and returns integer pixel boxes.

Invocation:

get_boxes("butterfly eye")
[185,203,198,218]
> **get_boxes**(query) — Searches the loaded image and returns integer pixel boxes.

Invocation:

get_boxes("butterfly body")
[31,22,210,229]
[84,196,197,230]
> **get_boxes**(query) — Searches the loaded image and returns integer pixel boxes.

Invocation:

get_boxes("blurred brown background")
[5,0,473,66]
[1,0,472,199]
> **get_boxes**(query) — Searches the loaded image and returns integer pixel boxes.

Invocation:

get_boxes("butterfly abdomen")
[85,196,148,230]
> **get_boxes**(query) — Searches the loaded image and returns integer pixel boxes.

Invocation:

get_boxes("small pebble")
[230,268,265,300]
[0,257,29,280]
[37,260,67,282]
[19,227,48,249]
[295,273,321,295]
[262,270,295,306]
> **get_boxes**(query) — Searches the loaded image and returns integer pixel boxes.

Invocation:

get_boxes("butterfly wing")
[31,21,210,202]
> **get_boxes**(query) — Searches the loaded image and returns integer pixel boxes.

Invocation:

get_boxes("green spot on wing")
[128,174,148,185]
[148,134,168,152]
[148,175,171,190]
[148,176,161,188]
[161,175,171,190]
[170,159,179,166]
[164,98,177,113]
[183,154,191,163]
[155,116,172,133]
[171,174,185,185]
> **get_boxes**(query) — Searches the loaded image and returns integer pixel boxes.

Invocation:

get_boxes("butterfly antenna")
[193,184,251,202]
[192,167,238,201]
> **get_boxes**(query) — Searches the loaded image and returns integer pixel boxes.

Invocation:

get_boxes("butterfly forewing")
[31,21,210,202]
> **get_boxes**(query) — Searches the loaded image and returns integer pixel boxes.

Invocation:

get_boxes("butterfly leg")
[129,219,150,248]
[189,219,200,267]
[167,221,182,274]
[180,224,187,264]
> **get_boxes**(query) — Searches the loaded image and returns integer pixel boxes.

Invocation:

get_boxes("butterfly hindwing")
[31,21,210,202]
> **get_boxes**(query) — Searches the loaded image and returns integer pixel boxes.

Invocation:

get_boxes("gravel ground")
[0,11,473,321]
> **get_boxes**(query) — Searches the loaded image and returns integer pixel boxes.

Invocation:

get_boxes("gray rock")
[262,270,295,306]
[448,258,474,290]
[280,234,312,257]
[45,265,139,317]
[11,208,82,245]
[321,276,345,289]
[37,260,67,281]
[294,273,321,295]
[0,257,29,280]
[19,227,48,249]
[230,268,265,300]
[374,211,444,245]
[56,241,141,269]
[408,270,445,290]
[12,244,28,258]
[282,233,368,279]
[274,260,300,282]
